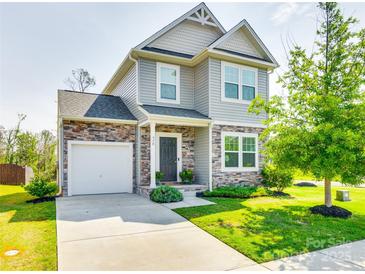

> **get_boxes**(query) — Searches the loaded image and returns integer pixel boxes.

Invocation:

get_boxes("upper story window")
[221,61,258,104]
[222,132,259,172]
[157,62,180,104]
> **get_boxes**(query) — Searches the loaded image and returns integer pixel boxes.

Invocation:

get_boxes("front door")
[159,137,177,181]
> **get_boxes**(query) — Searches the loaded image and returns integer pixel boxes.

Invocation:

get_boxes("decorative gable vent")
[187,7,219,28]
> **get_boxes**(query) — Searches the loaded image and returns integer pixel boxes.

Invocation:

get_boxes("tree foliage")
[64,68,96,92]
[0,116,57,181]
[250,3,365,207]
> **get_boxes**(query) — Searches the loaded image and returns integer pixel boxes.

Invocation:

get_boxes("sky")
[1,1,365,133]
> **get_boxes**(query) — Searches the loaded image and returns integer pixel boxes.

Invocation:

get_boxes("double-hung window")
[157,62,180,104]
[222,61,258,103]
[222,132,258,171]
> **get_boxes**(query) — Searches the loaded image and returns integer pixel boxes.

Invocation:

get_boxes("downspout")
[128,52,142,188]
[56,116,63,196]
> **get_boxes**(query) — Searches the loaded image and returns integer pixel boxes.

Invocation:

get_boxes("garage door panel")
[69,142,133,196]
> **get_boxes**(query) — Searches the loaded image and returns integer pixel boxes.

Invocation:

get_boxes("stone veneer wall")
[62,120,136,195]
[212,124,264,187]
[139,125,195,186]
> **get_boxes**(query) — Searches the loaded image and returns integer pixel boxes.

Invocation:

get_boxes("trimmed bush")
[179,169,193,184]
[262,165,293,192]
[23,177,58,198]
[203,186,269,199]
[150,185,183,203]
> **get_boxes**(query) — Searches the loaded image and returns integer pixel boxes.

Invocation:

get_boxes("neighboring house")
[57,2,278,196]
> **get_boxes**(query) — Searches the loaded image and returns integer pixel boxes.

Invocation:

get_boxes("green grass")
[0,185,57,270]
[174,186,365,263]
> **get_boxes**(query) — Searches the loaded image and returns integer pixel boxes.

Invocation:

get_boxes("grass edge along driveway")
[0,185,57,271]
[174,186,365,263]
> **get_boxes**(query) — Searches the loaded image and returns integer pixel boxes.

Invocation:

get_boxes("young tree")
[251,3,365,208]
[14,132,38,168]
[36,130,57,181]
[64,68,96,92]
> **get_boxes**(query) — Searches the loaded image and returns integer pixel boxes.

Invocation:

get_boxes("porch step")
[136,184,208,199]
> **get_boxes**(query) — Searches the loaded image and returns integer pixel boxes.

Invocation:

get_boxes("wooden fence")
[0,164,26,185]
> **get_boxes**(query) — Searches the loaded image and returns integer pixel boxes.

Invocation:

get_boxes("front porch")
[137,183,209,198]
[136,112,212,196]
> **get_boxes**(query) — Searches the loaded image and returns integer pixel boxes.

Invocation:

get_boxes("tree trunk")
[324,178,332,207]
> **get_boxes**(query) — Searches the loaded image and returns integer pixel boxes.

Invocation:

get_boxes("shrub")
[179,169,193,184]
[262,164,293,192]
[150,185,183,203]
[203,186,269,199]
[23,177,58,198]
[155,171,164,185]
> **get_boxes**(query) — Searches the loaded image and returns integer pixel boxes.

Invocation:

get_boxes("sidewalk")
[262,239,365,271]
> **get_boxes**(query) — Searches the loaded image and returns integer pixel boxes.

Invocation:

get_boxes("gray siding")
[110,64,146,121]
[209,58,268,124]
[139,58,194,109]
[217,28,263,58]
[194,58,209,116]
[194,127,209,185]
[148,20,223,56]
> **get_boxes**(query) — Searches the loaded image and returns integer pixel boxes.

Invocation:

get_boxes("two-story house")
[57,2,278,196]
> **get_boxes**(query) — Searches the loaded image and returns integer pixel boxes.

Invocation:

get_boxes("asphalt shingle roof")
[141,104,210,120]
[58,90,136,121]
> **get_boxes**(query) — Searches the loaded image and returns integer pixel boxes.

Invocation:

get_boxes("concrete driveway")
[56,194,259,271]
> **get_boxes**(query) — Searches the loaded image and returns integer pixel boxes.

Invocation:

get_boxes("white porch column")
[208,122,213,191]
[150,122,156,188]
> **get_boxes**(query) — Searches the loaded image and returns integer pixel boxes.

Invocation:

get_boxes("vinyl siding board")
[110,64,146,121]
[194,58,209,116]
[209,58,268,124]
[148,20,223,56]
[216,28,264,58]
[194,127,209,185]
[139,58,194,109]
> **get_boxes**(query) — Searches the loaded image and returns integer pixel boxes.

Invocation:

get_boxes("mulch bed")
[295,182,317,187]
[271,191,291,197]
[310,205,352,218]
[26,196,56,204]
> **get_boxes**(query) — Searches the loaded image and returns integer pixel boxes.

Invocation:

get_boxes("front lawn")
[174,186,365,263]
[0,185,57,270]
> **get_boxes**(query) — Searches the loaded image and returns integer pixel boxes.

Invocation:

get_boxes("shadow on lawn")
[0,192,55,223]
[175,197,365,263]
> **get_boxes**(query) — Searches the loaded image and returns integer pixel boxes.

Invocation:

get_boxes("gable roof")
[208,19,278,66]
[58,90,136,122]
[135,2,225,50]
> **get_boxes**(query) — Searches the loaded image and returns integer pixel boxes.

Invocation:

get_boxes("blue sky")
[1,2,364,133]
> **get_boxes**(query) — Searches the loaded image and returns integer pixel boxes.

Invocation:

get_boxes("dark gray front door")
[159,137,177,181]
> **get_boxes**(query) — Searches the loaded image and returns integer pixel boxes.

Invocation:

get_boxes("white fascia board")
[208,49,277,69]
[103,49,133,94]
[60,116,137,125]
[149,115,211,127]
[213,120,267,128]
[135,3,225,50]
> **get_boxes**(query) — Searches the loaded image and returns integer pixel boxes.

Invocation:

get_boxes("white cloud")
[270,3,313,25]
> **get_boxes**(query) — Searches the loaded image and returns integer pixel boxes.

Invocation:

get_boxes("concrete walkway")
[56,193,258,271]
[262,240,365,271]
[161,191,215,209]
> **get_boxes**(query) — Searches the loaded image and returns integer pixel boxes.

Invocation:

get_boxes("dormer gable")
[209,20,278,65]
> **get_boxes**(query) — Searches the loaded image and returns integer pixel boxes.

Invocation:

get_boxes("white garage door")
[68,141,133,196]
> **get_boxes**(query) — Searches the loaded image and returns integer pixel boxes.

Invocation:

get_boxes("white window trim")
[221,132,259,172]
[155,132,182,182]
[221,61,258,105]
[156,62,180,105]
